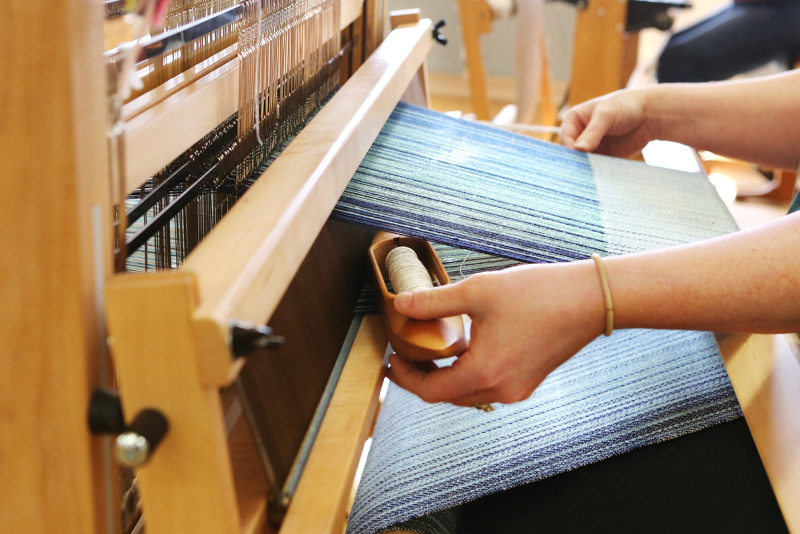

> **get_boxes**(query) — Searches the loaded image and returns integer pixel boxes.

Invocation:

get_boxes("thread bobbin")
[386,246,434,294]
[369,233,466,361]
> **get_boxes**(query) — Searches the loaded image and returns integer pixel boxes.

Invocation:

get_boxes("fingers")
[387,352,486,406]
[561,107,613,153]
[571,107,616,153]
[388,353,536,407]
[394,281,473,321]
[560,112,586,149]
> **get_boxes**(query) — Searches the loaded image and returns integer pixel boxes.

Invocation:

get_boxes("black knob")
[653,12,674,31]
[88,388,126,434]
[230,320,285,357]
[112,409,169,468]
[432,20,448,46]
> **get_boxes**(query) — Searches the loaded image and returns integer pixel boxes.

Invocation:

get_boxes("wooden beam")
[280,315,388,533]
[123,56,240,193]
[0,1,112,533]
[457,0,492,119]
[105,272,241,534]
[364,0,382,57]
[391,9,431,108]
[342,0,363,28]
[716,332,800,532]
[182,20,433,375]
[569,0,633,107]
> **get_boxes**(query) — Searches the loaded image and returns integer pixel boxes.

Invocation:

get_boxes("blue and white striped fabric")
[337,104,742,534]
[350,331,740,534]
[334,104,606,263]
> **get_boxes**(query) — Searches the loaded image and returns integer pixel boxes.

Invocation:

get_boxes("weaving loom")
[4,1,800,534]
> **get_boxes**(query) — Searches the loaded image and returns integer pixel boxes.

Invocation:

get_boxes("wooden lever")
[369,232,467,361]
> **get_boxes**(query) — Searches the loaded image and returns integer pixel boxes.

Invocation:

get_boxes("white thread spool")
[386,246,434,294]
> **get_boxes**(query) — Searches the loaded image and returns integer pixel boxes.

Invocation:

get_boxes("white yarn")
[386,247,434,294]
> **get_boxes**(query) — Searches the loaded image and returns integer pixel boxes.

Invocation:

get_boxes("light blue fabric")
[350,330,740,534]
[339,104,743,534]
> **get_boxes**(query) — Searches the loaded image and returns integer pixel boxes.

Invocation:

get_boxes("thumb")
[394,282,471,320]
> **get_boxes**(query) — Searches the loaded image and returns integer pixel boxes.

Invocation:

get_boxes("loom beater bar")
[178,18,433,385]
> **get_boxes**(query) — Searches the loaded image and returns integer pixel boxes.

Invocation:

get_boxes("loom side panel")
[716,332,800,532]
[0,1,111,532]
[237,220,374,494]
[105,272,241,534]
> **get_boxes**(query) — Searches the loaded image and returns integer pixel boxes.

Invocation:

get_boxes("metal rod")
[126,162,220,255]
[126,160,191,227]
[104,5,243,63]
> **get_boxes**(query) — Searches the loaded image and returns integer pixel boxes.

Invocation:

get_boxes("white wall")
[386,0,577,82]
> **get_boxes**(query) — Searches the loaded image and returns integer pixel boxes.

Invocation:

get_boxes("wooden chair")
[456,0,557,125]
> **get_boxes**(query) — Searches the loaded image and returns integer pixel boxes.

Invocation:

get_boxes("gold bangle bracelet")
[591,253,614,337]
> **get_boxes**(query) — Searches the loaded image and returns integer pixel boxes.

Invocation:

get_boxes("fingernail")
[575,140,589,151]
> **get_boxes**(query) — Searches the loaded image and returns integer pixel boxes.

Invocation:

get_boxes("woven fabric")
[352,331,741,534]
[334,104,606,263]
[341,104,743,534]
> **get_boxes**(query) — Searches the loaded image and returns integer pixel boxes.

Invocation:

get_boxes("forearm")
[644,71,800,170]
[602,213,800,334]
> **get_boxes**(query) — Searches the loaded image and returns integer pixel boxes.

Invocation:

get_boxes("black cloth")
[657,1,800,83]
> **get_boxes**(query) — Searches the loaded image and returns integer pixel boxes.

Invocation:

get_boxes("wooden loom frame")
[456,0,557,124]
[456,0,638,118]
[2,2,799,534]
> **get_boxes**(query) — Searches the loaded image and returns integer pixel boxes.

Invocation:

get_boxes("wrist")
[565,260,610,340]
[637,85,668,143]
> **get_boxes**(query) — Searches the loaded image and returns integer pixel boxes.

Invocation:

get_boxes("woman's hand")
[560,88,659,157]
[388,261,606,406]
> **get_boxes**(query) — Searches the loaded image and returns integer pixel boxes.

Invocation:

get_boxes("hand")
[560,89,659,158]
[387,262,606,406]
